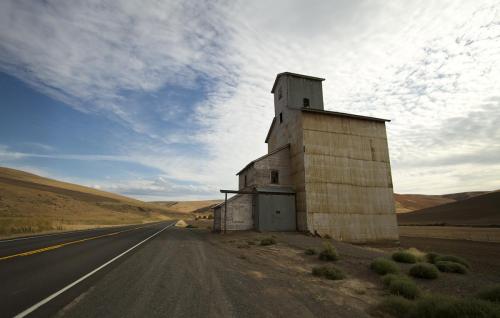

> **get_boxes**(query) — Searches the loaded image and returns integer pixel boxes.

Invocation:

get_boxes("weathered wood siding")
[238,146,292,190]
[302,112,398,242]
[213,194,253,232]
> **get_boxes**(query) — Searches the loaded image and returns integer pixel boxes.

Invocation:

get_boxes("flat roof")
[271,72,325,93]
[302,108,390,122]
[236,144,290,175]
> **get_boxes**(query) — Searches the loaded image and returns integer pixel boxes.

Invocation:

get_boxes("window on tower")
[279,112,283,123]
[303,98,310,107]
[270,170,279,184]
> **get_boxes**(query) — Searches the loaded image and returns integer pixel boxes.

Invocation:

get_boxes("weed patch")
[260,237,276,246]
[392,251,417,264]
[312,265,345,280]
[409,263,439,279]
[370,258,400,275]
[435,255,470,269]
[304,248,317,255]
[477,285,500,303]
[435,261,467,274]
[318,243,338,261]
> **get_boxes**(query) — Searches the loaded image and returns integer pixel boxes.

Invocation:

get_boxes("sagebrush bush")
[435,261,467,274]
[409,263,439,279]
[377,296,414,317]
[435,255,470,269]
[304,248,317,255]
[382,274,412,287]
[477,285,500,303]
[370,258,400,275]
[260,237,276,246]
[312,265,345,280]
[426,252,441,264]
[388,278,421,299]
[433,298,500,318]
[392,251,418,263]
[318,243,338,261]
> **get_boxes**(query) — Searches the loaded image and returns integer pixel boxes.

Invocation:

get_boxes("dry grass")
[0,167,184,238]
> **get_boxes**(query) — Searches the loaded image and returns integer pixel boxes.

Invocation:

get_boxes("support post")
[224,192,228,234]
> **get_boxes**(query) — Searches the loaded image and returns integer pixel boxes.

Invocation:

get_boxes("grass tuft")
[477,285,500,303]
[312,265,345,280]
[426,252,441,264]
[377,296,414,317]
[392,251,417,264]
[260,237,276,246]
[304,248,317,255]
[387,278,421,299]
[435,255,470,269]
[435,261,468,274]
[370,257,400,275]
[318,243,339,261]
[409,263,439,279]
[382,274,412,287]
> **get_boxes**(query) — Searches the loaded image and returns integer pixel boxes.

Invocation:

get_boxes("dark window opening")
[275,210,281,214]
[303,98,310,107]
[279,112,283,123]
[271,170,279,184]
[278,87,283,100]
[244,174,247,187]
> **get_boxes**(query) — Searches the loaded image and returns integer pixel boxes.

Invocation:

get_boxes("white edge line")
[0,221,165,243]
[13,222,175,318]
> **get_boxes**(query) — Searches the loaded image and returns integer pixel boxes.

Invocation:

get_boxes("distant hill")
[151,200,223,214]
[0,167,184,237]
[394,191,490,213]
[397,191,500,226]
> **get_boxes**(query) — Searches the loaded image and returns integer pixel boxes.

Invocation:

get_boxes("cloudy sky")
[0,0,499,200]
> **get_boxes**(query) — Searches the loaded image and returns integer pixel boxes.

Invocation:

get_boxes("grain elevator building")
[213,72,399,242]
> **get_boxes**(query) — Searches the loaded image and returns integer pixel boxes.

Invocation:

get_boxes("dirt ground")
[188,219,500,314]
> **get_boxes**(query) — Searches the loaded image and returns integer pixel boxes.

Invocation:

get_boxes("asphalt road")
[0,221,175,318]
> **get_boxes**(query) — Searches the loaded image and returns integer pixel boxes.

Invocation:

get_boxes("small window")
[278,87,283,100]
[270,170,279,184]
[244,174,247,187]
[303,98,310,107]
[275,210,281,214]
[279,112,283,123]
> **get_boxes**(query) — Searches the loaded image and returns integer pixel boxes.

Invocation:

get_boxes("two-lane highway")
[0,221,175,317]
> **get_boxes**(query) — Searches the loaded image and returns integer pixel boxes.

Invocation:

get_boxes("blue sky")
[1,1,499,200]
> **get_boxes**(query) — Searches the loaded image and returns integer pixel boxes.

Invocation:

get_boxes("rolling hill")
[151,200,223,214]
[394,191,490,213]
[0,167,185,237]
[397,191,500,226]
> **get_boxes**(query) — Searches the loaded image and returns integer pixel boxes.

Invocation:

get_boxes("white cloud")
[1,0,500,198]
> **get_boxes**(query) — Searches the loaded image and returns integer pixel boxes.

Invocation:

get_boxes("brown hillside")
[397,191,500,226]
[152,200,222,213]
[0,167,185,237]
[394,193,455,213]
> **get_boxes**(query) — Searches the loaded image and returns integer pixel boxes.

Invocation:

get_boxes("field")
[0,167,187,238]
[151,200,222,213]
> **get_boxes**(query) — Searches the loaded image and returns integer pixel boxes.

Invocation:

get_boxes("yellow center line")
[0,224,151,261]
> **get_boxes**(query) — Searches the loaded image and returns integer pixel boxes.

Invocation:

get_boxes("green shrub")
[382,274,412,287]
[392,251,418,264]
[318,243,338,261]
[312,265,345,280]
[477,285,500,303]
[388,278,421,299]
[435,261,467,274]
[370,257,400,275]
[408,294,455,318]
[409,263,439,279]
[305,248,317,255]
[426,252,441,264]
[377,296,414,317]
[185,224,197,228]
[434,298,500,318]
[260,237,277,246]
[435,255,470,269]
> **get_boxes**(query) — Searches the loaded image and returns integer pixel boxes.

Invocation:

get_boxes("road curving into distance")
[0,221,175,317]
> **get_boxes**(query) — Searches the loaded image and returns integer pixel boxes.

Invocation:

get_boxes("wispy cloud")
[1,0,499,198]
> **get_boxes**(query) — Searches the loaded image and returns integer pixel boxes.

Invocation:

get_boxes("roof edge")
[264,117,276,143]
[271,72,325,93]
[236,143,290,175]
[301,108,391,122]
